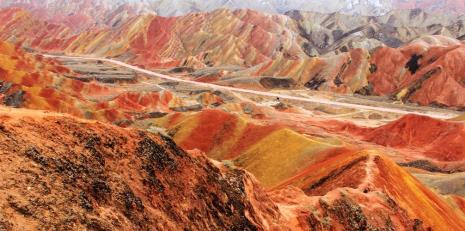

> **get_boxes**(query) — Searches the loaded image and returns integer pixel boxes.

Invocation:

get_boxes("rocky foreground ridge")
[1,106,465,230]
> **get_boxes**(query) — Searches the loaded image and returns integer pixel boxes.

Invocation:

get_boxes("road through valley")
[44,54,458,120]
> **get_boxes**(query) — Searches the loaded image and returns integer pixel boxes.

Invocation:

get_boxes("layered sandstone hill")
[0,40,192,124]
[2,107,465,230]
[334,114,465,172]
[368,36,465,108]
[2,37,463,175]
[2,6,464,59]
[0,7,309,68]
[2,36,465,230]
[2,2,465,230]
[3,6,465,108]
[147,109,465,230]
[224,35,465,108]
[286,9,465,54]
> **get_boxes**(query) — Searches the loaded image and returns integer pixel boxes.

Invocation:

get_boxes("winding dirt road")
[44,54,457,120]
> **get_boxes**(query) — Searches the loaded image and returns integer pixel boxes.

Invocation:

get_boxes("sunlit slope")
[0,8,307,68]
[272,150,465,230]
[157,109,350,187]
[0,106,297,230]
[334,114,465,171]
[159,109,465,230]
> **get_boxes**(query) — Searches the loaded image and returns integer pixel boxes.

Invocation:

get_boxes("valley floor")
[52,55,462,126]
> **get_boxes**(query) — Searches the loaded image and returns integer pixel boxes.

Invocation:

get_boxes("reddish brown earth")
[0,7,307,68]
[1,41,465,229]
[0,40,193,124]
[158,110,465,230]
[2,106,465,230]
[0,107,291,230]
[2,6,465,109]
[330,114,465,172]
[361,115,465,162]
[369,36,465,108]
[1,4,465,230]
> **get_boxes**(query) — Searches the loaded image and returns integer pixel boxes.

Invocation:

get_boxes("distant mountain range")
[3,0,465,109]
[3,0,465,17]
[2,4,465,108]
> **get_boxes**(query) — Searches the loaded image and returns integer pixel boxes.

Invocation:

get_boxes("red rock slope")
[4,7,465,108]
[2,106,465,230]
[154,109,465,230]
[0,7,307,69]
[369,35,465,108]
[335,114,465,172]
[0,40,185,124]
[272,150,465,230]
[0,107,292,230]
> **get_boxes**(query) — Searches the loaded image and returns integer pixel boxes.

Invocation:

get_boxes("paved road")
[45,54,456,120]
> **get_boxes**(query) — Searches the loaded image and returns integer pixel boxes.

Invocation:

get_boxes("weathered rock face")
[0,107,292,230]
[3,107,465,231]
[287,9,465,53]
[0,7,309,68]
